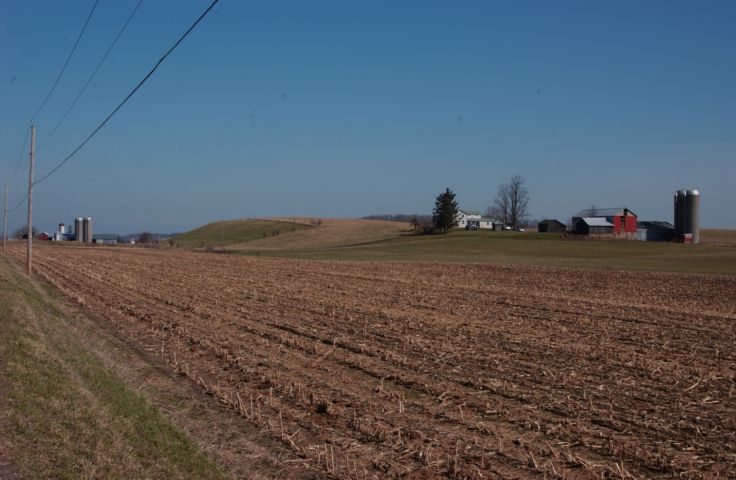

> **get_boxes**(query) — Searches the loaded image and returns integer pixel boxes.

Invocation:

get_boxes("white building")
[456,210,498,230]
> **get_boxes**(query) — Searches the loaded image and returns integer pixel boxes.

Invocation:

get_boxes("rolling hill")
[171,219,308,248]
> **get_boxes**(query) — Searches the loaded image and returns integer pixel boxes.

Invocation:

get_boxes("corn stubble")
[10,244,736,479]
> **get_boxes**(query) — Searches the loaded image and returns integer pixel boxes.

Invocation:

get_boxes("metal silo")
[674,189,686,236]
[684,189,700,244]
[75,217,83,242]
[83,217,93,244]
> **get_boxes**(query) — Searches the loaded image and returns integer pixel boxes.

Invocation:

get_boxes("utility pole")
[220,220,224,253]
[2,185,7,254]
[27,124,35,276]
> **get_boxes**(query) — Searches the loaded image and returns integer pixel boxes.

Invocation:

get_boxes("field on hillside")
[230,218,410,251]
[9,244,736,479]
[239,230,736,275]
[172,219,309,248]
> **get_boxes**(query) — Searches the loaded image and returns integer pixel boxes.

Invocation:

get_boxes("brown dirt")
[51,297,322,480]
[8,244,736,479]
[3,249,321,480]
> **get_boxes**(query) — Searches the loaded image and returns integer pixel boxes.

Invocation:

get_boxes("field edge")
[0,256,228,479]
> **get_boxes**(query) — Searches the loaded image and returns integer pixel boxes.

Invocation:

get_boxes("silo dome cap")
[685,189,700,196]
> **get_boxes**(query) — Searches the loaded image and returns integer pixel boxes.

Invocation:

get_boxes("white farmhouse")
[456,210,498,230]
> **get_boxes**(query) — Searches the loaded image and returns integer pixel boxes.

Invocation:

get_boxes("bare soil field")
[8,244,736,479]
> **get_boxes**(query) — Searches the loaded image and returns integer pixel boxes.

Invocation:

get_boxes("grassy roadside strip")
[0,257,227,479]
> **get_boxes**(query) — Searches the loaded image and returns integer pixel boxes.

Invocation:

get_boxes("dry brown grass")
[232,218,410,251]
[700,228,736,246]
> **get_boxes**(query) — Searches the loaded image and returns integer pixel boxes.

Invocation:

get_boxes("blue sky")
[1,0,734,234]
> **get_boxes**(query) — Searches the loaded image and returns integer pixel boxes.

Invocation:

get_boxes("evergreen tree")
[433,188,459,233]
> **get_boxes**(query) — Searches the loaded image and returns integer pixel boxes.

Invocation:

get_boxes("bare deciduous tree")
[138,231,153,244]
[493,175,530,230]
[13,225,37,239]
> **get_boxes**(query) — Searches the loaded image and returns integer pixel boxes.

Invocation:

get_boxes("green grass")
[0,257,227,479]
[236,230,736,275]
[172,219,308,248]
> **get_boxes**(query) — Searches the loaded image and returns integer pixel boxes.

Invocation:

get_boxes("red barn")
[572,207,638,239]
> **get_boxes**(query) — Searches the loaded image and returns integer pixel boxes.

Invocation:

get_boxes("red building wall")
[624,215,637,233]
[613,215,637,235]
[613,216,622,234]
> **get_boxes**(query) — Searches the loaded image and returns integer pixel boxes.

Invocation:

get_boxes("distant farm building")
[572,217,614,236]
[572,207,637,239]
[637,221,675,242]
[538,219,566,233]
[93,234,119,245]
[456,210,497,230]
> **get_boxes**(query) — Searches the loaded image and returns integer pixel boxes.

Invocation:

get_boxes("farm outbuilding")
[93,234,119,245]
[636,221,675,242]
[538,219,566,233]
[573,217,614,236]
[572,207,637,239]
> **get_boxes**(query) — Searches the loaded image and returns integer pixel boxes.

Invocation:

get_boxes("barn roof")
[538,219,565,225]
[573,207,636,218]
[579,217,614,227]
[459,209,482,216]
[637,221,674,230]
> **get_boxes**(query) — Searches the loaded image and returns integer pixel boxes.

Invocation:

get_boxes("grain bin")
[83,217,93,244]
[674,190,686,236]
[674,188,700,244]
[75,217,83,242]
[684,189,700,244]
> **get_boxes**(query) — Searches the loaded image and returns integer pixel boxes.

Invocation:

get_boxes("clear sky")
[1,0,735,234]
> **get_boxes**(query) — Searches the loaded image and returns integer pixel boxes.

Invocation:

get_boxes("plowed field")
[9,245,736,479]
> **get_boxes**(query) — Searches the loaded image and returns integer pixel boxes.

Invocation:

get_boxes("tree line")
[432,175,530,233]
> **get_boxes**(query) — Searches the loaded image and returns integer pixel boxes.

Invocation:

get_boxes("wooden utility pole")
[27,124,35,276]
[220,220,224,252]
[2,184,7,253]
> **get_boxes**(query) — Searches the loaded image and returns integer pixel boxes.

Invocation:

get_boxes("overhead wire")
[38,0,145,149]
[7,192,28,214]
[5,125,30,186]
[4,1,99,214]
[29,0,100,123]
[34,0,220,187]
[3,126,30,213]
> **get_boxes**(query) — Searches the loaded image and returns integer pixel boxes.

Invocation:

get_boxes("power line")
[34,0,219,187]
[39,0,145,149]
[5,125,30,186]
[7,191,28,214]
[30,0,100,122]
